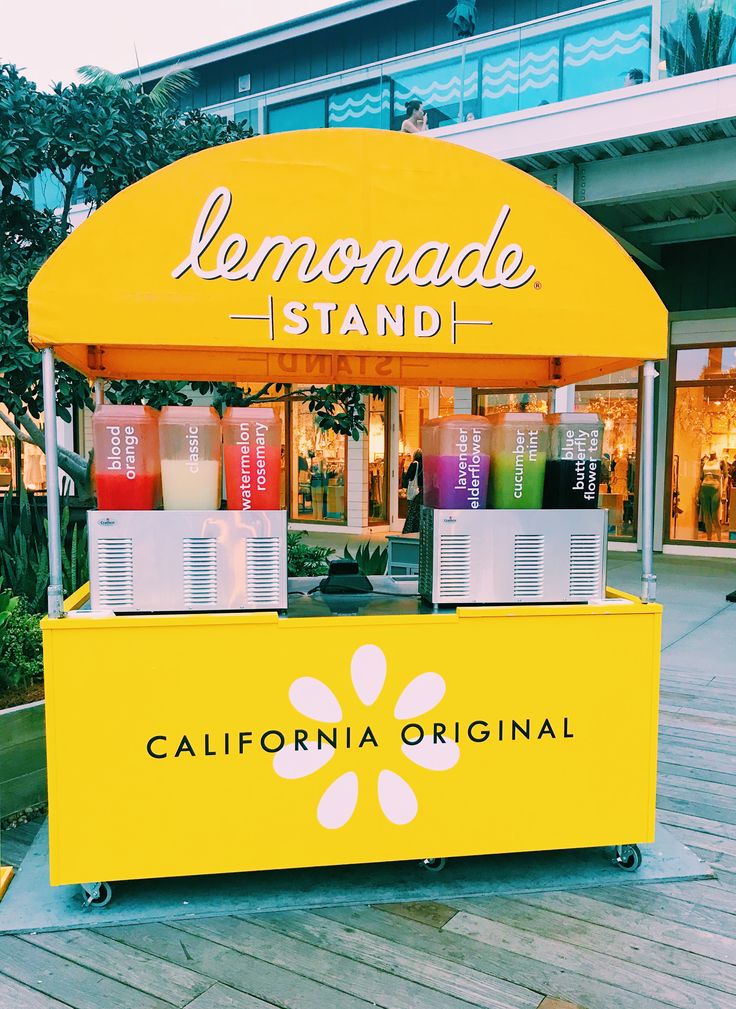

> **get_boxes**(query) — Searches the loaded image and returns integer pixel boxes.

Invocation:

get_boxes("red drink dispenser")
[93,405,160,510]
[223,407,281,510]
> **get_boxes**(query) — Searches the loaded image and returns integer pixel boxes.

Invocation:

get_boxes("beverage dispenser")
[223,407,281,510]
[92,405,160,510]
[543,413,604,509]
[488,412,547,509]
[421,415,491,509]
[159,407,222,510]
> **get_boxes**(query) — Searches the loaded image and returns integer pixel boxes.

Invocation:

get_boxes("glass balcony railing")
[203,0,660,134]
[204,0,736,135]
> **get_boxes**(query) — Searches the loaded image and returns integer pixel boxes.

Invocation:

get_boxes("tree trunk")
[1,412,94,503]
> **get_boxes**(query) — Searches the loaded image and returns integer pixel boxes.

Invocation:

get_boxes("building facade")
[97,0,735,550]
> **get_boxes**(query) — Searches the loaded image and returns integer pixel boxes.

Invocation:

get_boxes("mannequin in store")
[699,452,723,541]
[402,449,423,534]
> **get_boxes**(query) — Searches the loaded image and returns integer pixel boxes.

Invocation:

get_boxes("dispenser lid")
[159,406,220,425]
[93,404,158,422]
[435,414,491,427]
[223,407,278,423]
[547,412,601,425]
[489,412,545,424]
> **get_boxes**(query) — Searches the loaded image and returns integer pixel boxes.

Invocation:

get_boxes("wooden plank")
[539,1001,587,1009]
[376,900,458,928]
[181,983,279,1009]
[0,973,70,1009]
[658,743,736,772]
[658,778,734,803]
[659,807,736,841]
[658,774,736,802]
[316,905,674,1009]
[96,922,373,1009]
[650,880,736,916]
[240,909,539,1009]
[0,935,172,1009]
[670,826,736,858]
[658,760,736,788]
[686,845,736,873]
[510,890,736,964]
[657,794,736,827]
[445,906,736,1009]
[174,915,488,1009]
[577,884,736,942]
[24,929,211,1007]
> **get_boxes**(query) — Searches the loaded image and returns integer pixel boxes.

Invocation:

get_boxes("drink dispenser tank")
[421,415,491,509]
[543,413,604,509]
[223,407,282,510]
[488,412,547,509]
[92,405,160,510]
[159,406,222,510]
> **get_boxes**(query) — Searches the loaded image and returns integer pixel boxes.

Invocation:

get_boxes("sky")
[3,0,342,89]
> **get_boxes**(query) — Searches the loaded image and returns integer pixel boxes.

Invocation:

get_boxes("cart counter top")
[50,579,658,630]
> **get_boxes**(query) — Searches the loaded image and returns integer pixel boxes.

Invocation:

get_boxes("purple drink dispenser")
[421,415,491,509]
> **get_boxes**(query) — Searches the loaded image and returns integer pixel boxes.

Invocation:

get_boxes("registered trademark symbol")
[534,281,542,290]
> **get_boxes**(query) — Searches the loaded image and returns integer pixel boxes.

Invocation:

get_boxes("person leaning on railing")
[401,100,428,134]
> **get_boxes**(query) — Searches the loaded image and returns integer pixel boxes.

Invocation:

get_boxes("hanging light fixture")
[447,1,477,37]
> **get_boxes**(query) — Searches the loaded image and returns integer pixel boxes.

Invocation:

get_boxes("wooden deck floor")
[2,557,735,1009]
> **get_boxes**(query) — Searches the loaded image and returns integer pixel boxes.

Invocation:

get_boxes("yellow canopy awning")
[29,129,667,387]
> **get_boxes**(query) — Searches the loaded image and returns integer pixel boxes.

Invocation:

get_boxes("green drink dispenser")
[488,412,548,509]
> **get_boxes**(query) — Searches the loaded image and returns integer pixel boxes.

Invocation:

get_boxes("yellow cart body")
[29,129,667,887]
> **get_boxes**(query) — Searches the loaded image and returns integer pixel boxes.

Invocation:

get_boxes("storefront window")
[22,443,47,492]
[290,394,347,523]
[397,387,431,519]
[669,345,736,544]
[367,395,389,525]
[438,388,455,418]
[576,370,639,540]
[0,435,16,493]
[475,390,550,415]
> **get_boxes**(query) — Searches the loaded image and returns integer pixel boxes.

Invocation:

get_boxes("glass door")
[668,345,736,545]
[367,395,389,525]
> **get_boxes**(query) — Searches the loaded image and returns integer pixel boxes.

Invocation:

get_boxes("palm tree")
[77,65,196,111]
[661,3,736,76]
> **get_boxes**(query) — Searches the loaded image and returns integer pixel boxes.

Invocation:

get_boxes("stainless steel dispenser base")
[419,508,608,606]
[89,510,287,613]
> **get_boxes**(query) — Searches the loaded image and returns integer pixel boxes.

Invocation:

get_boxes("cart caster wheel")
[80,881,113,907]
[614,844,642,872]
[420,857,446,872]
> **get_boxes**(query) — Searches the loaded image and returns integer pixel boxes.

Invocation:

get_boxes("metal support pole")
[640,361,658,603]
[42,349,64,618]
[94,379,105,406]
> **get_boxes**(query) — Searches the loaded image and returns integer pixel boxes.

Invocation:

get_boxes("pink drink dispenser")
[421,415,491,509]
[93,405,160,510]
[223,407,281,510]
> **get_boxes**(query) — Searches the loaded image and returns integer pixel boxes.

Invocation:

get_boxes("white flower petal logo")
[274,644,459,829]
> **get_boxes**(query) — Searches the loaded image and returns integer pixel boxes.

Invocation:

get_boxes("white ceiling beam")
[620,212,736,245]
[605,229,664,271]
[574,136,736,206]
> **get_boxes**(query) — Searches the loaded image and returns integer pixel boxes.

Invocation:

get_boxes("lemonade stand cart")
[30,129,666,905]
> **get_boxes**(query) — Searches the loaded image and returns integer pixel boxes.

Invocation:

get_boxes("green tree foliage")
[0,64,385,501]
[77,65,196,112]
[662,4,736,75]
